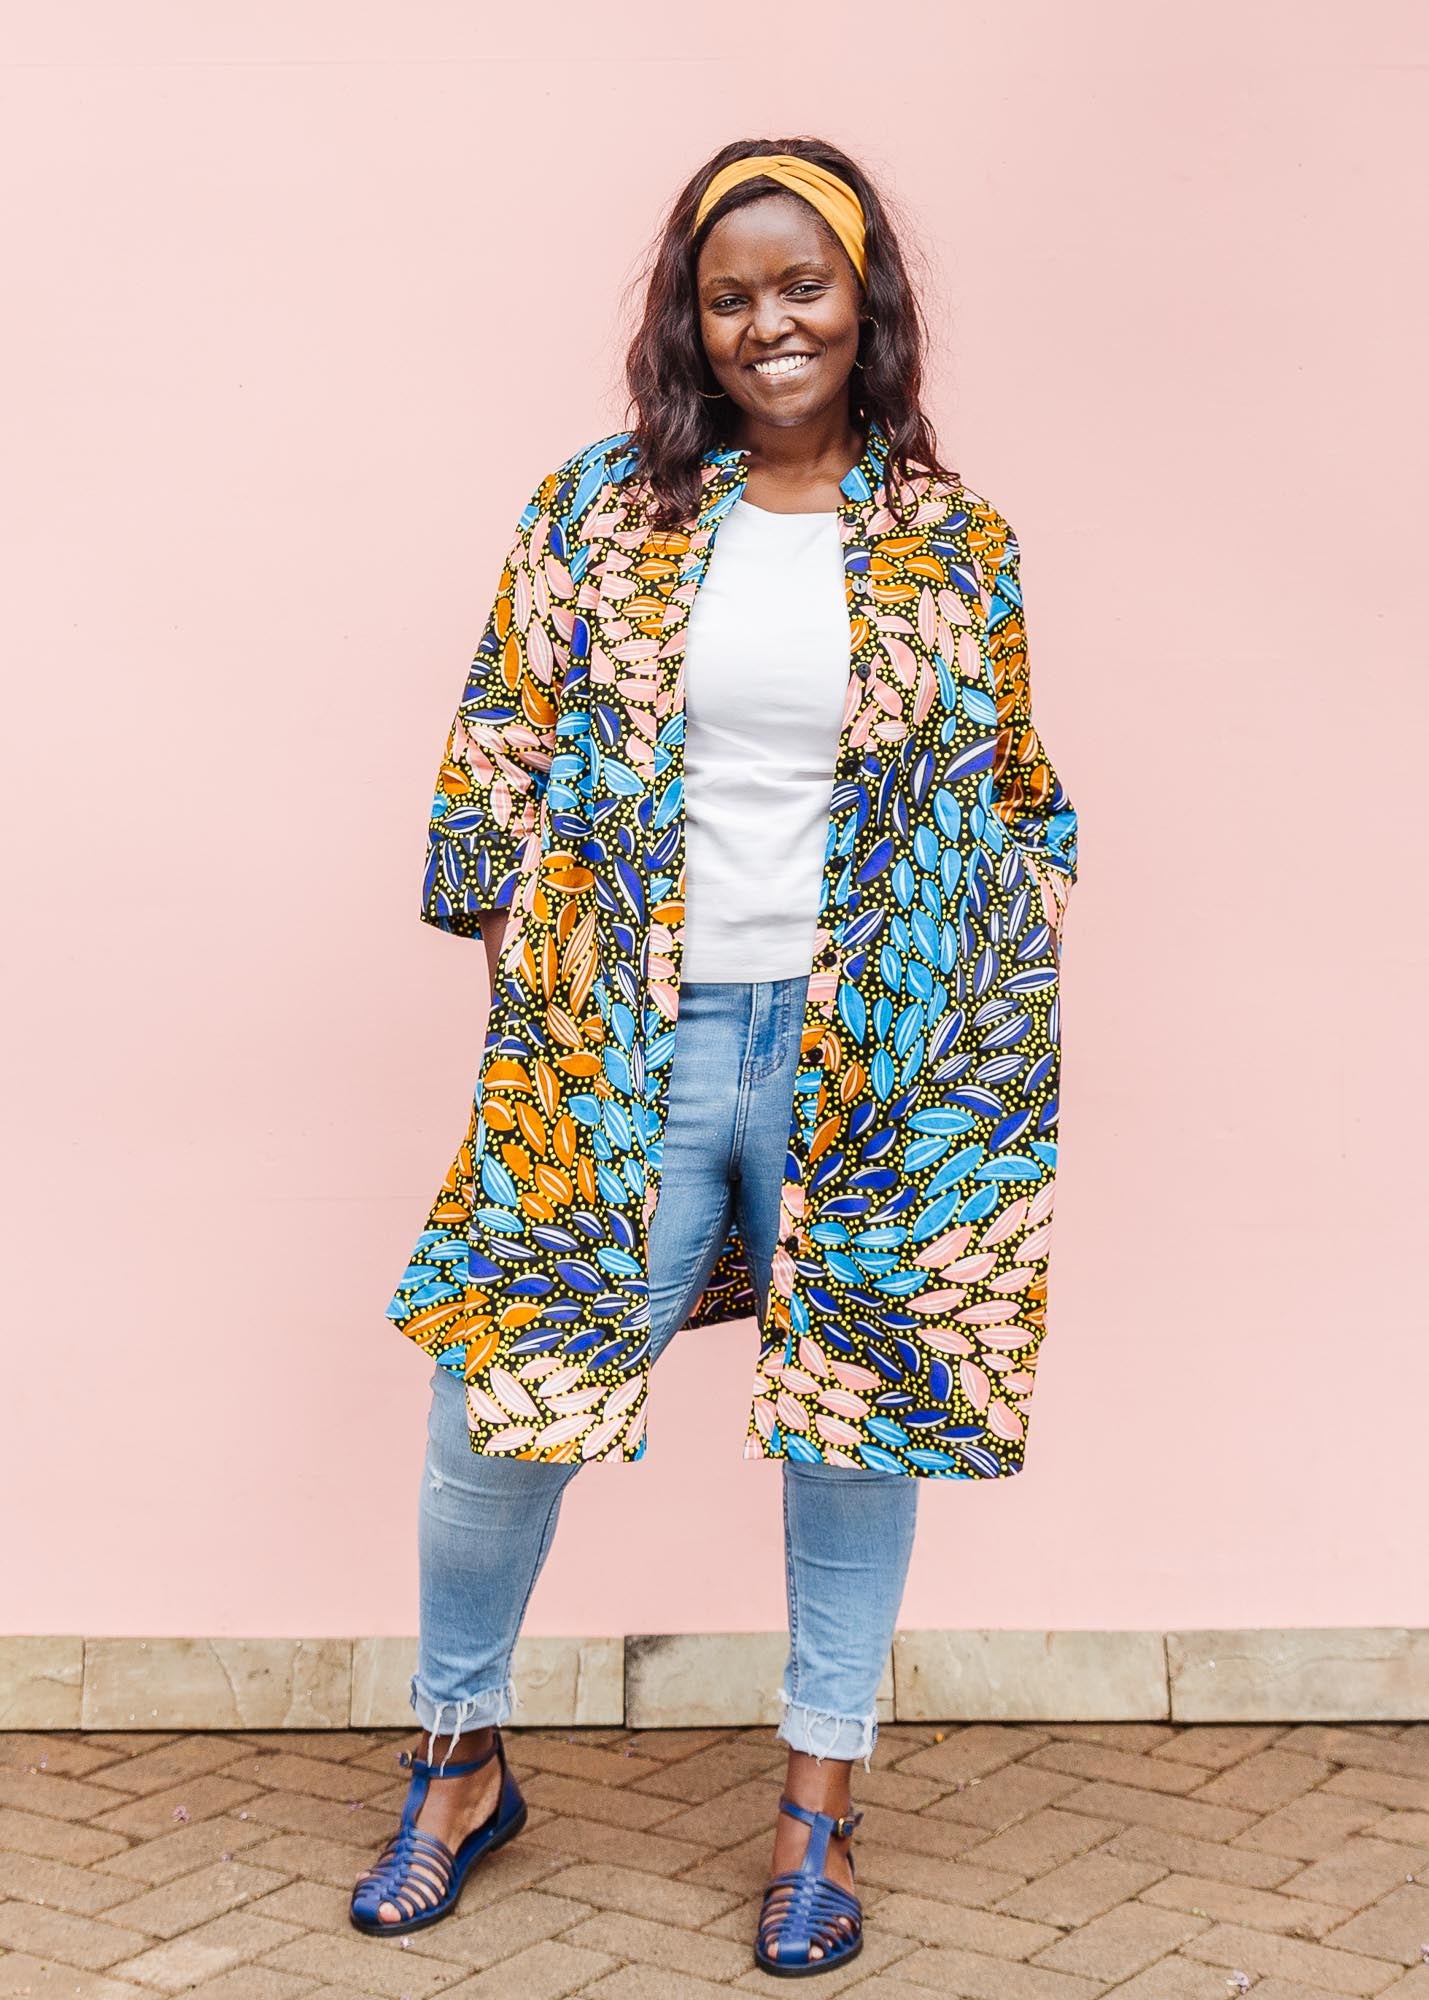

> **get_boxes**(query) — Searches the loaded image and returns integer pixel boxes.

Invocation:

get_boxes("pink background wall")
[3,2,1426,1641]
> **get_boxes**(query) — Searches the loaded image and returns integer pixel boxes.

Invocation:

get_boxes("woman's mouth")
[750,353,816,379]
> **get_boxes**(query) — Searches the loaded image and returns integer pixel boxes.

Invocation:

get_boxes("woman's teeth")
[752,354,813,377]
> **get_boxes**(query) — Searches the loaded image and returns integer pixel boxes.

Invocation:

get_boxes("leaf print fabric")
[386,420,1079,1478]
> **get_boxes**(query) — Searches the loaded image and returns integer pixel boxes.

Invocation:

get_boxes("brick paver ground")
[2,1720,1428,1997]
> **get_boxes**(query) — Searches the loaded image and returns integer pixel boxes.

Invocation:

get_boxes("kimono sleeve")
[985,523,1079,885]
[420,468,576,939]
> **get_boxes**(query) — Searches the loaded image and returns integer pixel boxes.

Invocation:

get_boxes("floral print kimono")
[385,417,1079,1478]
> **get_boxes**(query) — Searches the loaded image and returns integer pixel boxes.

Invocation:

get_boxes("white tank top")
[680,497,849,981]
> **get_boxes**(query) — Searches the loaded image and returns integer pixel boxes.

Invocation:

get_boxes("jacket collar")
[699,416,890,510]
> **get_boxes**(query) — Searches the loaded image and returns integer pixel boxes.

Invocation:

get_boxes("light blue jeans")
[413,974,920,1772]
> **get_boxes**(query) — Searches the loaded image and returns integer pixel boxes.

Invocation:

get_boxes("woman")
[354,138,1079,1974]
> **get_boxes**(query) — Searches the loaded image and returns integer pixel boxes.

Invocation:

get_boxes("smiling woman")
[626,138,953,524]
[358,136,1080,1976]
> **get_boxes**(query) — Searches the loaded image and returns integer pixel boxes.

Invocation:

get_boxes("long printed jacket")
[384,417,1080,1477]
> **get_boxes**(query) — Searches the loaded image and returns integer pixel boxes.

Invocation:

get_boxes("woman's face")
[695,194,864,431]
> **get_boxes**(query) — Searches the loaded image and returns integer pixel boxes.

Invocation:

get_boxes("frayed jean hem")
[409,1674,518,1772]
[775,1685,878,1772]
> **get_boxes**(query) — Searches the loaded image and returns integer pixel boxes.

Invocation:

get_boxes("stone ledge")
[896,1628,1170,1721]
[1,1630,1425,1731]
[1169,1628,1429,1721]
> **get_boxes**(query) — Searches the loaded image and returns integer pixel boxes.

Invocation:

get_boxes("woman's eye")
[710,283,824,311]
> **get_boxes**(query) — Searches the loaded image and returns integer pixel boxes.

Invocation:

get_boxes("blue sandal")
[349,1729,527,1936]
[754,1796,865,1976]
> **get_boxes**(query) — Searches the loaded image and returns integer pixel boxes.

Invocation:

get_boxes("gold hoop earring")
[696,386,726,399]
[853,312,878,370]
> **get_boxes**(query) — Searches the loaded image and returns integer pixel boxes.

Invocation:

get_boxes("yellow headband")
[691,153,868,287]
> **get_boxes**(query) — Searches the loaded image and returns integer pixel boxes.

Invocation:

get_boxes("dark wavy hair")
[622,136,955,531]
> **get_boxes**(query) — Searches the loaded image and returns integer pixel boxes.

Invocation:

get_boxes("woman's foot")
[365,1728,505,1928]
[760,1748,859,1963]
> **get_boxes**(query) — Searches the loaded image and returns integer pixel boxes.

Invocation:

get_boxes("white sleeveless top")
[680,497,849,981]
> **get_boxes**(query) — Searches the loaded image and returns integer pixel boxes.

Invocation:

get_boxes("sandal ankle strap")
[777,1795,864,1839]
[401,1729,503,1779]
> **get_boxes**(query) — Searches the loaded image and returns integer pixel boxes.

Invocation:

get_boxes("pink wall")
[4,3,1426,1641]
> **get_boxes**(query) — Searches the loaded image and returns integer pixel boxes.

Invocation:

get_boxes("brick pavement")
[2,1720,1427,1997]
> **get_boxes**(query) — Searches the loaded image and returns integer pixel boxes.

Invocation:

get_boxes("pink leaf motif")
[959,1358,991,1411]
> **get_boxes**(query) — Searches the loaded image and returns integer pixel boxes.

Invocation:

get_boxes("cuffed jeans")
[412,974,920,1773]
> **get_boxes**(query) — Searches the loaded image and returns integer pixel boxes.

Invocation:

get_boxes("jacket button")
[856,660,871,678]
[783,1234,798,1252]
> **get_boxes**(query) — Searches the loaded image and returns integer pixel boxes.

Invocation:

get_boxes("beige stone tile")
[100,1857,293,1940]
[0,1899,152,1969]
[1190,1748,1338,1812]
[1278,1730,1429,1781]
[957,1805,1126,1876]
[868,1891,1060,1956]
[0,1801,131,1865]
[625,1629,891,1729]
[561,1908,750,1981]
[575,1965,740,2000]
[1154,1726,1289,1770]
[1030,1901,1210,1980]
[0,1765,133,1822]
[90,1772,267,1836]
[537,1859,737,1926]
[1139,1871,1354,1938]
[440,1944,616,2000]
[1321,1883,1429,1965]
[994,1849,1168,1925]
[236,1730,384,1761]
[108,1909,304,1992]
[626,1736,783,1804]
[176,1970,317,2000]
[895,1629,1169,1722]
[92,1811,274,1885]
[1025,1739,1215,1795]
[0,1732,122,1777]
[1042,1723,1181,1751]
[890,1722,1050,1785]
[82,1736,248,1800]
[923,1757,1086,1830]
[0,1958,148,1999]
[259,1927,468,1996]
[1286,1837,1429,1910]
[240,1879,363,1935]
[1095,1960,1251,2000]
[1104,1823,1304,1889]
[85,1734,252,1795]
[2,1845,141,1914]
[519,1808,710,1874]
[84,1732,185,1754]
[843,1943,1104,1999]
[236,1827,377,1889]
[1234,1792,1392,1860]
[619,1728,732,1761]
[1324,1767,1429,1815]
[82,1639,351,1730]
[213,1749,393,1804]
[843,1841,1026,1904]
[1052,1778,1258,1844]
[0,1638,85,1727]
[1169,1632,1429,1724]
[1180,1919,1406,1993]
[238,1786,401,1845]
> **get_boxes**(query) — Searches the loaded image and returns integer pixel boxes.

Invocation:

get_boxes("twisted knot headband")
[690,154,868,287]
